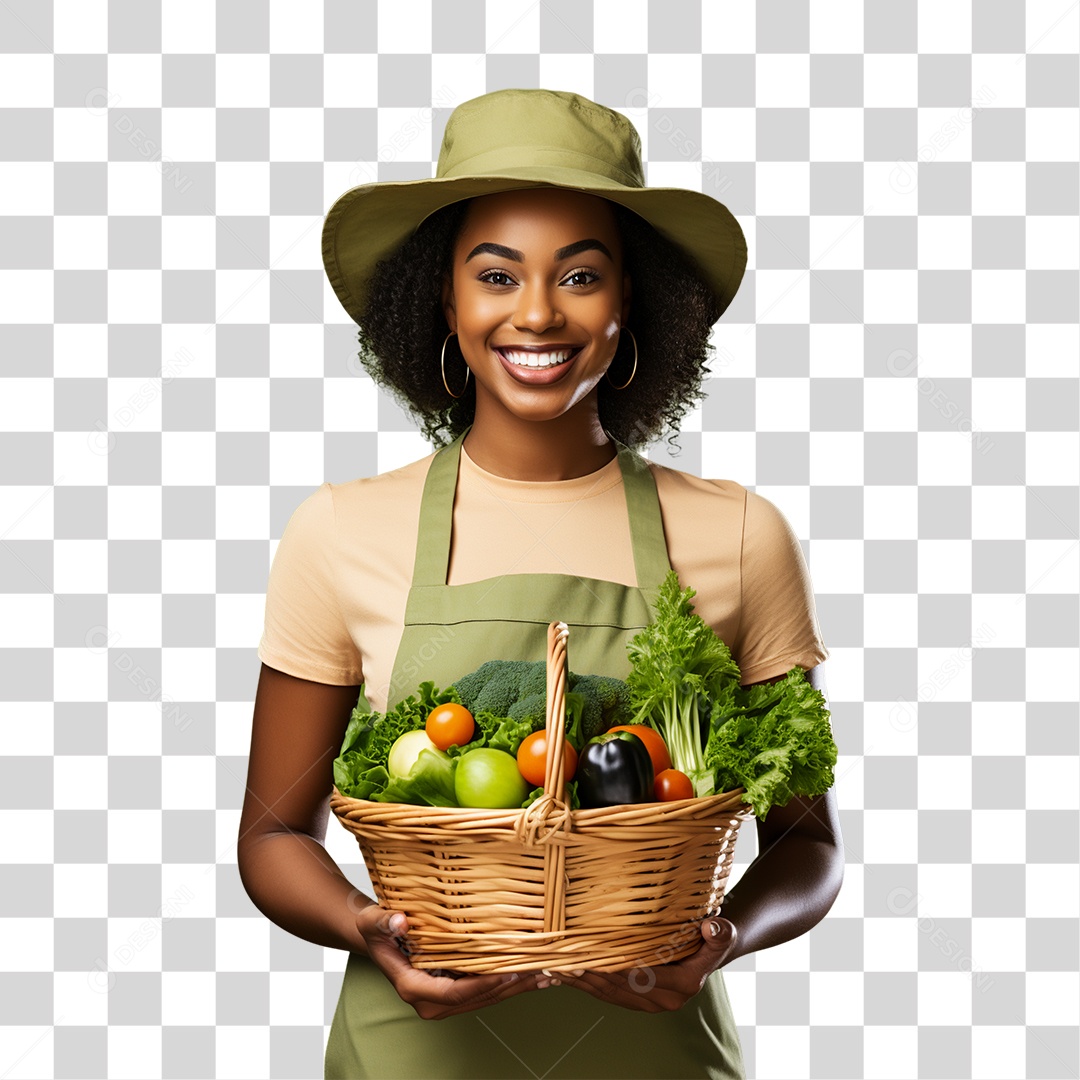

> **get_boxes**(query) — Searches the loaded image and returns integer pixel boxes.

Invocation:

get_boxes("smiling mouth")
[495,347,583,370]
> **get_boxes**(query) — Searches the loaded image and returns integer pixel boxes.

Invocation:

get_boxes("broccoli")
[517,662,549,700]
[568,672,634,741]
[447,658,633,749]
[507,674,634,750]
[448,659,547,717]
[506,690,547,725]
[505,688,587,751]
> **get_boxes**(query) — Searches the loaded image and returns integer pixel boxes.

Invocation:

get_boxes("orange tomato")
[607,725,672,778]
[654,768,694,802]
[516,730,578,788]
[425,703,475,751]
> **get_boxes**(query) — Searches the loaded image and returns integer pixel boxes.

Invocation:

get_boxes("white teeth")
[502,349,573,369]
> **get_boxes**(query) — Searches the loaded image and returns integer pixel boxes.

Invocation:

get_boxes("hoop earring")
[441,332,470,399]
[605,327,637,390]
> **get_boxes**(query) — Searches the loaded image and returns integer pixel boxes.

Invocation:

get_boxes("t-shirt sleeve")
[257,482,364,686]
[732,489,829,686]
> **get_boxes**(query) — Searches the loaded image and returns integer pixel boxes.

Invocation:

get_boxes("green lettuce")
[705,668,837,819]
[333,681,461,803]
[444,707,539,759]
[373,746,458,807]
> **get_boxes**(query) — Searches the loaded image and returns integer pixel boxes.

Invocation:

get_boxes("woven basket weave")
[330,620,753,974]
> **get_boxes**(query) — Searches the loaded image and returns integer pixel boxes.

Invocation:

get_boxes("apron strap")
[408,425,671,594]
[616,441,672,597]
[409,429,464,588]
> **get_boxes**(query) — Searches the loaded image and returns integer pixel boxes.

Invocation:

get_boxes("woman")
[239,88,843,1080]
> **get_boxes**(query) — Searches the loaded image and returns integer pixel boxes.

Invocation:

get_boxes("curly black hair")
[353,196,723,451]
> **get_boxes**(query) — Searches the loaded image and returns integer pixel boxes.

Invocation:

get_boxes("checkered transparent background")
[1,1,1078,1078]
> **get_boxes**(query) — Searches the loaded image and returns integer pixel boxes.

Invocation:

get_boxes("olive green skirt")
[324,953,746,1080]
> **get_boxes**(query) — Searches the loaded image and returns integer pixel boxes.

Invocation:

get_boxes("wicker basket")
[330,620,753,974]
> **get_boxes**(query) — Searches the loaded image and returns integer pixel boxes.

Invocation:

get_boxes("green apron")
[325,427,746,1080]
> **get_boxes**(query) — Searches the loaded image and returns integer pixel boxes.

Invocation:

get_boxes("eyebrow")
[464,238,614,264]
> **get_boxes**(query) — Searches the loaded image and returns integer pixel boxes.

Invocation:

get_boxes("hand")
[552,917,738,1013]
[355,905,541,1020]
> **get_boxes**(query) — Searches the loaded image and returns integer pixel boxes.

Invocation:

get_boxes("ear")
[621,271,632,327]
[441,273,456,333]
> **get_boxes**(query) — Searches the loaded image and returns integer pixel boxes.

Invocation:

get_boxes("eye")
[563,268,601,287]
[476,267,601,288]
[477,269,514,286]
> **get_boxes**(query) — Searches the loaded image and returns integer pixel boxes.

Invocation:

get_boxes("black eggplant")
[576,731,654,809]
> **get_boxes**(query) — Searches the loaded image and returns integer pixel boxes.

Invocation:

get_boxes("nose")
[512,277,565,332]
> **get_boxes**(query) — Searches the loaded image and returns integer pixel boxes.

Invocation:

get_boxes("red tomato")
[607,725,672,778]
[516,730,578,788]
[654,768,694,802]
[425,703,475,751]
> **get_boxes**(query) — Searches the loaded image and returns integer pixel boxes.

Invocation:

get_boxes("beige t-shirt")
[258,442,829,713]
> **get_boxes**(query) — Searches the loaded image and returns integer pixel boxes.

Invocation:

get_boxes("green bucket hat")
[321,87,747,326]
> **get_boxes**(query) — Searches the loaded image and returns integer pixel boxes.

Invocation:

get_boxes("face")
[441,187,631,427]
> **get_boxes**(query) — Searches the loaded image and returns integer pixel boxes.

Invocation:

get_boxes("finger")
[359,908,411,956]
[399,966,537,1008]
[561,972,668,1013]
[619,921,731,993]
[441,969,546,1007]
[559,968,689,1012]
[687,917,737,976]
[702,916,737,953]
[425,972,543,1019]
[557,969,623,1001]
[643,945,728,996]
[355,913,534,1011]
[357,905,405,936]
[364,924,412,967]
[384,910,409,936]
[365,920,410,963]
[362,920,426,985]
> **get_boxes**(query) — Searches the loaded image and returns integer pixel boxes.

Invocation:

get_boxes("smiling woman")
[439,188,632,478]
[241,87,838,1080]
[353,188,723,455]
[460,227,617,386]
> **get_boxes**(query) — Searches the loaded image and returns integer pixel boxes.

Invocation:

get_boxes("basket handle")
[543,621,570,804]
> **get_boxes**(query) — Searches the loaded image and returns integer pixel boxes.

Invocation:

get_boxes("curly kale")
[704,669,837,819]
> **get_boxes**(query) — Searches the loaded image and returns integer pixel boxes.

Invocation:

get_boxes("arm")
[237,663,372,952]
[557,494,839,1006]
[716,494,841,959]
[557,662,843,1010]
[715,661,845,965]
[557,660,842,1006]
[238,662,542,1019]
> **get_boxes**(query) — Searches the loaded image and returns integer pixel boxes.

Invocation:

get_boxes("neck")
[461,405,617,481]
